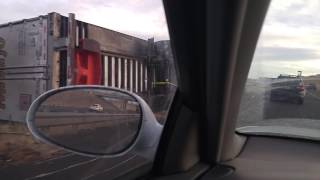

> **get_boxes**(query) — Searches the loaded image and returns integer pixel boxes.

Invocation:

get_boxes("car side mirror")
[26,86,162,158]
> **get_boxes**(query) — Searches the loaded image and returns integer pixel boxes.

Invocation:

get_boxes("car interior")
[126,0,320,179]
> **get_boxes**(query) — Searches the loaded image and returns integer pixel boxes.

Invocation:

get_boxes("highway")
[0,152,149,180]
[0,115,148,180]
[237,80,320,130]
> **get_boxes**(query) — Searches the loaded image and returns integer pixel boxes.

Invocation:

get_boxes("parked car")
[270,78,306,104]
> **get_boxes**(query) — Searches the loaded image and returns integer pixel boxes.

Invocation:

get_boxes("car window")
[0,1,176,179]
[237,0,320,139]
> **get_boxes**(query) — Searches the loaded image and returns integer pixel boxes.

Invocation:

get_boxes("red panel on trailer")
[74,39,102,85]
[74,49,102,85]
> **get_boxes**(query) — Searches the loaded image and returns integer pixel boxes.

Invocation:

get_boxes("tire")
[269,95,275,102]
[296,97,304,105]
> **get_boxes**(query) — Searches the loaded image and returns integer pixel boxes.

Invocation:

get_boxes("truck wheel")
[270,94,275,102]
[296,98,304,105]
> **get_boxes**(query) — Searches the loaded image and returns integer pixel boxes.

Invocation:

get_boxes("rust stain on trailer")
[0,50,7,58]
[0,37,5,49]
[50,14,61,89]
[18,30,26,56]
[19,94,32,111]
[0,37,6,110]
[87,25,148,59]
[0,59,4,67]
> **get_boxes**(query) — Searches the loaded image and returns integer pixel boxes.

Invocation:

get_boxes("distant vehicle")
[89,104,104,112]
[306,83,317,91]
[270,78,306,104]
[278,74,299,79]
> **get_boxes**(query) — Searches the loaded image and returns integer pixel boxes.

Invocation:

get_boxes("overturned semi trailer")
[0,12,175,122]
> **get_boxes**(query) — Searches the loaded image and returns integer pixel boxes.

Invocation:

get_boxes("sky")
[249,0,320,78]
[0,0,169,40]
[1,0,320,78]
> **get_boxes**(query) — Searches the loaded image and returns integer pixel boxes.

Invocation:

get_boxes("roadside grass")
[0,121,65,167]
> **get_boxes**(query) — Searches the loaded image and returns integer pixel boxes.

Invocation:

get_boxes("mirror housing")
[26,85,162,158]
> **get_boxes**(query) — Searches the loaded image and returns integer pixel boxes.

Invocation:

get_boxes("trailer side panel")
[0,18,48,122]
[87,25,148,58]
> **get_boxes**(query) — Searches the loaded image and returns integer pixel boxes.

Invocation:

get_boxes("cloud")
[249,0,320,78]
[74,1,168,40]
[254,47,320,61]
[248,59,320,79]
[0,0,71,21]
[266,0,320,28]
[0,0,168,40]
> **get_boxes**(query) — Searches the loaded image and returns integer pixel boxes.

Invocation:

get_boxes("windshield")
[0,0,177,179]
[236,0,320,139]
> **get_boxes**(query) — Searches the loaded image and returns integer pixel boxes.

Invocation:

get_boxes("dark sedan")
[270,79,306,104]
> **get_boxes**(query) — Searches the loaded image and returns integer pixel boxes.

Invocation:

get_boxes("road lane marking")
[306,91,320,101]
[34,153,74,165]
[24,158,99,180]
[81,155,137,180]
[24,132,137,179]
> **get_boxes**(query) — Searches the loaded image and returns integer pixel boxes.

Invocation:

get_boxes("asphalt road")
[237,81,320,130]
[0,115,148,180]
[0,152,149,180]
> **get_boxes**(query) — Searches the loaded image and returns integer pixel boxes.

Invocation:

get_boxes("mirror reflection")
[34,89,141,154]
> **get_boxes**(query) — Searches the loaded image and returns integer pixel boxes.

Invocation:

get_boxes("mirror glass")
[33,88,141,155]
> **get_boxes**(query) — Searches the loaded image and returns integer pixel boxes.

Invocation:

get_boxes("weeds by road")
[0,121,65,167]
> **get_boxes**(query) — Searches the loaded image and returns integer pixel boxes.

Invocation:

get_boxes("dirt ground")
[0,121,65,167]
[0,110,168,167]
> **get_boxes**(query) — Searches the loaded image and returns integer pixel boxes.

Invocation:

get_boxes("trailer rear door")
[0,18,48,122]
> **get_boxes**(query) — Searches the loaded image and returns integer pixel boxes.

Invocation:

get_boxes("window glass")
[0,0,176,179]
[237,0,320,138]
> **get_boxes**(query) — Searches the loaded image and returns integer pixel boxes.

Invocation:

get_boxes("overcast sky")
[1,0,320,78]
[249,0,320,78]
[0,0,169,40]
